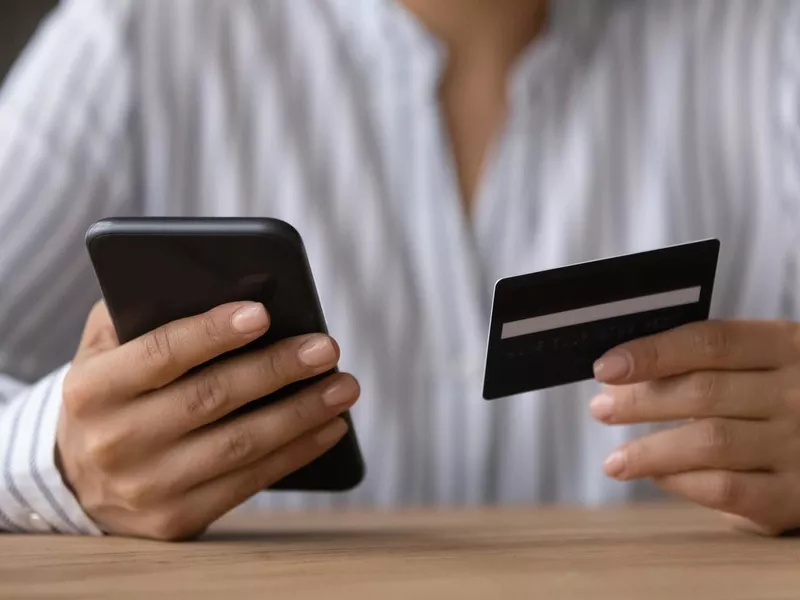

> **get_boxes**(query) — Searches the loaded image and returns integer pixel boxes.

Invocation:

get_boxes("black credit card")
[482,239,720,400]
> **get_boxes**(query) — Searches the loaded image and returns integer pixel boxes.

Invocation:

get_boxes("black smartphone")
[85,217,365,492]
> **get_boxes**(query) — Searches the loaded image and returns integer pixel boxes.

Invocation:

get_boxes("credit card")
[482,239,720,400]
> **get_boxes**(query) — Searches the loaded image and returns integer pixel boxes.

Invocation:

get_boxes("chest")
[137,2,787,371]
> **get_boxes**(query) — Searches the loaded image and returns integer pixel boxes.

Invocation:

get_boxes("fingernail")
[590,394,615,421]
[323,376,360,407]
[315,419,348,445]
[231,303,268,334]
[604,450,626,479]
[594,351,632,382]
[298,335,337,367]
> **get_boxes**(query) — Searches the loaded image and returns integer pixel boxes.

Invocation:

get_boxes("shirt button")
[27,512,52,533]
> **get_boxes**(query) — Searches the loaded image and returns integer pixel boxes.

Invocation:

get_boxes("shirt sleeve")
[0,0,138,534]
[0,368,102,534]
[778,0,800,320]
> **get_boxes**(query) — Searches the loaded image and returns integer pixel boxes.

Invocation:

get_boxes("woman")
[0,0,798,539]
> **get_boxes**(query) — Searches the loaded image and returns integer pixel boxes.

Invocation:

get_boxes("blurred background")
[0,1,56,85]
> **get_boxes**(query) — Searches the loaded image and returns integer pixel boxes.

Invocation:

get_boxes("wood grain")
[1,504,799,599]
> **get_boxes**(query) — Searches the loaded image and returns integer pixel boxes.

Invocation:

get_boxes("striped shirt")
[1,0,798,535]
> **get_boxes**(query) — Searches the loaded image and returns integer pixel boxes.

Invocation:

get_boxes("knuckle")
[260,349,280,380]
[84,431,123,470]
[623,442,646,475]
[692,323,732,362]
[688,372,722,406]
[222,426,257,464]
[289,395,319,425]
[698,419,733,458]
[140,327,175,370]
[615,385,643,417]
[260,349,290,386]
[184,369,229,419]
[62,371,91,417]
[147,510,193,542]
[249,446,313,492]
[238,464,274,496]
[201,314,226,344]
[634,339,663,376]
[709,472,743,511]
[645,342,662,372]
[114,477,157,511]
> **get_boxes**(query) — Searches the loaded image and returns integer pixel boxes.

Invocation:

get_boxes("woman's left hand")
[591,320,800,535]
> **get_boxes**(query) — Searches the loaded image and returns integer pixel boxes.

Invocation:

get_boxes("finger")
[655,470,798,535]
[77,301,119,356]
[139,373,359,492]
[594,320,800,384]
[143,418,348,541]
[82,302,270,400]
[130,333,342,440]
[603,419,777,480]
[721,512,785,537]
[590,370,783,424]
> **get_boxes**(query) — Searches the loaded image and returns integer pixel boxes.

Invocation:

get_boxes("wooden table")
[1,504,798,599]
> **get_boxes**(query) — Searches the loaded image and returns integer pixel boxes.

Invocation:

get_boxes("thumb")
[77,301,119,357]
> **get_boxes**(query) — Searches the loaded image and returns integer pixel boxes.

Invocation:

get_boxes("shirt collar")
[322,0,621,101]
[509,0,623,102]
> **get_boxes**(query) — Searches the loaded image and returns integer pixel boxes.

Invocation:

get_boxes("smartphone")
[85,217,365,492]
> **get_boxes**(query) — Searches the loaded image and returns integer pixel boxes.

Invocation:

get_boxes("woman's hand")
[591,320,800,535]
[57,301,359,540]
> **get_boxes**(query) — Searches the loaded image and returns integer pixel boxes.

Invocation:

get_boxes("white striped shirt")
[1,0,798,535]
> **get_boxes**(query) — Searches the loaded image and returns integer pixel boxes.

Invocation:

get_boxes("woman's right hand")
[56,301,360,540]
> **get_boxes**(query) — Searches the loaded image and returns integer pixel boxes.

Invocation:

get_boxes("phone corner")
[84,218,115,249]
[339,461,367,491]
